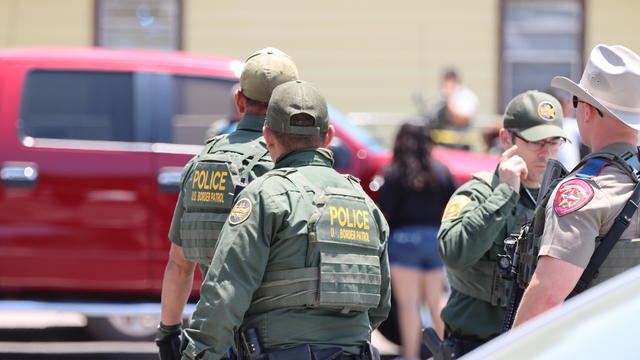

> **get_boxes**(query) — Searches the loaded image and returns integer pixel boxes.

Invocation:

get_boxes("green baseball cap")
[266,80,329,135]
[240,47,299,103]
[504,90,568,141]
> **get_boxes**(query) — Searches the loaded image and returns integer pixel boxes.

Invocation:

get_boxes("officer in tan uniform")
[513,44,640,326]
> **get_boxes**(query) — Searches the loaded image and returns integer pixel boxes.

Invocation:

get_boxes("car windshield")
[328,105,385,153]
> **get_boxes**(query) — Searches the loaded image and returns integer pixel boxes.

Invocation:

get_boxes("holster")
[423,327,459,360]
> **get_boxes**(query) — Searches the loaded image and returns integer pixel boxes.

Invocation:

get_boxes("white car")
[463,265,640,360]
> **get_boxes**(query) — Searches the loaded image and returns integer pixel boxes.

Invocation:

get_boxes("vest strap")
[559,149,640,296]
[570,171,640,297]
[239,146,270,183]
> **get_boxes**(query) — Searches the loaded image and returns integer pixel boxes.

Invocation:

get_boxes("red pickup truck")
[0,48,498,340]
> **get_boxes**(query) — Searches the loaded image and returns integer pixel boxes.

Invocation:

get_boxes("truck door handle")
[158,167,183,192]
[1,162,38,187]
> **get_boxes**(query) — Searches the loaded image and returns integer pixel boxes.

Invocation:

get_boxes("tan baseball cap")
[240,47,299,103]
[266,80,329,135]
[503,90,568,142]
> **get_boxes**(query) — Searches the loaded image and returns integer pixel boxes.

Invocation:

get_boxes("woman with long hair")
[378,121,456,360]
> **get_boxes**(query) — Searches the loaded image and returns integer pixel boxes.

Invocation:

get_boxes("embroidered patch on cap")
[554,179,594,216]
[228,198,253,225]
[537,101,557,121]
[442,195,472,222]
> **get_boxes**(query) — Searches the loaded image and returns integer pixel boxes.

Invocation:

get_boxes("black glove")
[155,322,182,360]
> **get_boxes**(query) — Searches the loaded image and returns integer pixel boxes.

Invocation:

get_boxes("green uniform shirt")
[181,149,391,360]
[438,169,536,339]
[168,114,273,273]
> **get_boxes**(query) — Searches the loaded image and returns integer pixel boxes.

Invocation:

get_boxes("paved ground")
[0,310,401,359]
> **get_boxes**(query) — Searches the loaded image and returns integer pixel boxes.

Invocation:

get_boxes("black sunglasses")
[572,95,603,117]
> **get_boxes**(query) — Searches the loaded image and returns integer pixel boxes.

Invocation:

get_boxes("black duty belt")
[247,345,374,360]
[444,330,493,358]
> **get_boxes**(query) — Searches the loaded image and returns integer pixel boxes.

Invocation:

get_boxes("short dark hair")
[442,68,459,82]
[271,113,327,151]
[242,91,269,112]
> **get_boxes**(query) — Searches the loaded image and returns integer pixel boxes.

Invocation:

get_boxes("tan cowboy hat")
[551,44,640,130]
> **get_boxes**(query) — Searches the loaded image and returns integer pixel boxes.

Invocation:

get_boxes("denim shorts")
[388,225,443,271]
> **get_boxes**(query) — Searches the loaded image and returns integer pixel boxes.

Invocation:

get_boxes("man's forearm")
[511,282,559,327]
[161,258,196,325]
[512,257,582,327]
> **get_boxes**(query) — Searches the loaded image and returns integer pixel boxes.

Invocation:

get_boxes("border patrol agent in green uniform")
[156,48,299,360]
[181,80,391,360]
[436,91,568,356]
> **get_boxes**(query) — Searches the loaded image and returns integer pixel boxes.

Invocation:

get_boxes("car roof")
[463,264,640,359]
[0,47,242,79]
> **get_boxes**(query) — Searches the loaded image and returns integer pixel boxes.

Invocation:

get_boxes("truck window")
[170,76,237,145]
[20,70,135,142]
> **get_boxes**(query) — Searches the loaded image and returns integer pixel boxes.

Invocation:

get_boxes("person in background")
[206,83,242,138]
[378,121,456,360]
[432,69,479,150]
[434,69,479,130]
[547,88,583,170]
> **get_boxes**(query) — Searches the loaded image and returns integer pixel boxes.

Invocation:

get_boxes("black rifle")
[500,159,568,332]
[497,225,527,333]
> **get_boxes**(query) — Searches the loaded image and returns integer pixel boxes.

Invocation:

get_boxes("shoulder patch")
[442,195,472,222]
[228,198,253,225]
[554,179,594,216]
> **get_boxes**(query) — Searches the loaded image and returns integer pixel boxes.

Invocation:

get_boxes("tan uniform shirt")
[539,143,640,276]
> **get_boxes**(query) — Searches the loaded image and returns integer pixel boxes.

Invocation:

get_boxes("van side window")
[20,70,135,142]
[169,76,236,145]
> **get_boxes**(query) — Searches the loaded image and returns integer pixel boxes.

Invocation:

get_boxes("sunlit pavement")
[0,310,400,359]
